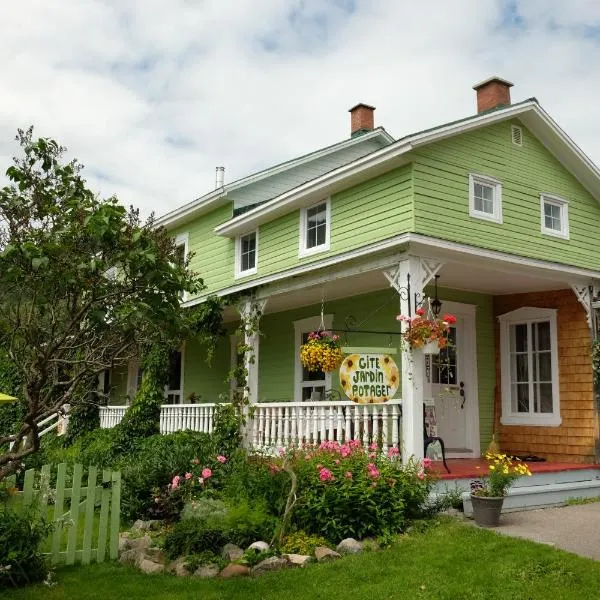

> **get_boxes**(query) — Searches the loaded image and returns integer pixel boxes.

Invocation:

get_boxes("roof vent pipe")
[215,166,225,189]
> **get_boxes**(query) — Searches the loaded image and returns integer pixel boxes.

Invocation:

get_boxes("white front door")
[424,301,479,458]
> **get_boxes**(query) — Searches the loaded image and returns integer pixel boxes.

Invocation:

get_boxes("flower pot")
[470,494,504,527]
[422,340,440,355]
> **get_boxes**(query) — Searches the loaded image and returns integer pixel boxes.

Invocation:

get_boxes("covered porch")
[102,238,600,465]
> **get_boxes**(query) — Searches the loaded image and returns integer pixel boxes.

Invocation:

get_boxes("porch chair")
[423,404,450,473]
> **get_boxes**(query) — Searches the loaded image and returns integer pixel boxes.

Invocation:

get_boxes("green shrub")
[279,531,330,555]
[163,499,276,559]
[0,504,52,589]
[287,441,432,542]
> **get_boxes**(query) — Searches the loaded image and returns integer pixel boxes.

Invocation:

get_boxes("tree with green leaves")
[0,128,210,479]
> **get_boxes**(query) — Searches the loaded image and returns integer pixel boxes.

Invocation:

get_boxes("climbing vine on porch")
[592,339,600,386]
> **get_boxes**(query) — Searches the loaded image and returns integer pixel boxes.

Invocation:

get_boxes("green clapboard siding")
[255,165,414,280]
[413,120,600,270]
[172,203,236,297]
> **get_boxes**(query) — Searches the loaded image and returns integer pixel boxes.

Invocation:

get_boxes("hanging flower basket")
[300,331,344,373]
[396,308,457,352]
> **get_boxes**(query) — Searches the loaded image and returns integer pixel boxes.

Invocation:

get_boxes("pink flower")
[418,470,425,480]
[278,448,286,457]
[319,468,334,482]
[369,452,376,459]
[344,471,353,479]
[269,464,281,474]
[202,468,212,479]
[171,475,181,489]
[184,472,192,480]
[216,455,227,463]
[422,457,433,469]
[340,445,351,458]
[369,442,378,451]
[387,447,400,458]
[367,463,380,479]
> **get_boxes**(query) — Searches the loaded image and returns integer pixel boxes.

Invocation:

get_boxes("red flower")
[416,308,425,316]
[443,314,457,324]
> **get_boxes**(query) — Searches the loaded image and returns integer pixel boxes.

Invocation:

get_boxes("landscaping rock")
[247,541,270,553]
[128,535,152,554]
[282,553,313,568]
[194,564,220,578]
[119,549,138,566]
[145,547,166,564]
[251,556,289,576]
[442,508,462,517]
[219,563,250,579]
[138,558,164,574]
[131,519,161,533]
[221,543,244,562]
[314,546,341,562]
[166,557,189,577]
[119,534,132,554]
[336,538,363,554]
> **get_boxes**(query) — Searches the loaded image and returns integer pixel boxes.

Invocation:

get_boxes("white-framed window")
[540,195,569,240]
[299,199,331,257]
[498,307,561,427]
[293,315,333,402]
[174,232,189,300]
[235,230,258,278]
[468,173,503,224]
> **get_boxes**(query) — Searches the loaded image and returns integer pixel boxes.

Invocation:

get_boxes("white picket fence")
[99,400,402,450]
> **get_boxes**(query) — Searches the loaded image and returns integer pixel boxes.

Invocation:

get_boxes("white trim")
[540,194,569,240]
[498,307,561,427]
[293,315,333,403]
[183,232,600,309]
[213,100,600,238]
[174,232,190,302]
[127,359,141,403]
[234,229,258,278]
[229,334,243,398]
[468,173,503,224]
[299,198,331,257]
[155,128,394,229]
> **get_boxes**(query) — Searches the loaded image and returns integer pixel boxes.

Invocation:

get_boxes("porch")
[105,239,600,465]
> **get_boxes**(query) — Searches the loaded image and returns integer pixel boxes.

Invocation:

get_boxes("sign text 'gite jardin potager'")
[339,354,400,404]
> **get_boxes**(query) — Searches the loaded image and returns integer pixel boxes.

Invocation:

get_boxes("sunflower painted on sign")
[339,354,399,404]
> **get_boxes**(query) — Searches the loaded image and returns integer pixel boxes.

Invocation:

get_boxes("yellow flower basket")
[300,331,344,373]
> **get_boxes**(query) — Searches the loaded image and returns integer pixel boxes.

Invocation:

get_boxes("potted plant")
[300,331,344,373]
[470,453,532,527]
[396,308,456,354]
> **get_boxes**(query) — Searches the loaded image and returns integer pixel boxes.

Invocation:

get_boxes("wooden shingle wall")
[494,289,597,463]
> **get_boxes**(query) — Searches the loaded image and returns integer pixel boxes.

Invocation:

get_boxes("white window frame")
[293,314,333,403]
[165,345,185,404]
[498,307,561,427]
[174,232,189,301]
[234,229,258,278]
[540,194,569,240]
[468,173,503,224]
[299,198,331,258]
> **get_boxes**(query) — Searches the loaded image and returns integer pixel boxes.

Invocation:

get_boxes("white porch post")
[385,256,444,464]
[239,297,268,445]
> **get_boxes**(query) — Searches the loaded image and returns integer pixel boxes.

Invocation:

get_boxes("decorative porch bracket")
[570,284,600,332]
[384,256,444,465]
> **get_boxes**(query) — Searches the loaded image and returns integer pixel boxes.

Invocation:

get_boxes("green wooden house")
[101,77,600,466]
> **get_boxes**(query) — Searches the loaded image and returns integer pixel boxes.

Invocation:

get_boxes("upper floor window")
[498,307,561,427]
[540,195,569,240]
[469,174,503,224]
[300,199,331,257]
[235,230,258,278]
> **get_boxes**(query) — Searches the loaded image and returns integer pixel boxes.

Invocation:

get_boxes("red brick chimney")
[472,77,513,113]
[349,103,375,137]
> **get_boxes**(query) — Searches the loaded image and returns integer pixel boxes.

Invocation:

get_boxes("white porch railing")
[99,400,402,450]
[252,400,402,451]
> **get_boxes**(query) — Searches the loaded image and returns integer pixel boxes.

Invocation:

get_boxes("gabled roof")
[214,99,600,238]
[155,127,394,230]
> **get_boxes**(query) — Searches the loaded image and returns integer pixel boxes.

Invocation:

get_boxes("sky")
[1,0,599,218]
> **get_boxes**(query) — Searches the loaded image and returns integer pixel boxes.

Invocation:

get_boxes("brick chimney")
[349,103,375,137]
[472,77,514,113]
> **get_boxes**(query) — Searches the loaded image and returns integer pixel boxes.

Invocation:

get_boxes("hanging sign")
[339,354,399,404]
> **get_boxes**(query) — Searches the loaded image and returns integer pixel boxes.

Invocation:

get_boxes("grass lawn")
[3,518,600,600]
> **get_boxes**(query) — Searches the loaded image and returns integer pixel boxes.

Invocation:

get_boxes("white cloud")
[0,0,598,217]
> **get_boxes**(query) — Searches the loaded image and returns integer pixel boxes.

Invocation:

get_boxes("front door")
[424,301,479,458]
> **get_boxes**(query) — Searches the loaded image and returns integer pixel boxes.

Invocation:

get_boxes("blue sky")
[0,0,599,216]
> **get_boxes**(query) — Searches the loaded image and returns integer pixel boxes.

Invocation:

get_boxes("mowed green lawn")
[3,519,600,600]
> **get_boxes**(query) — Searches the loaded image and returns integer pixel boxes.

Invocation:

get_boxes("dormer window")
[235,230,258,277]
[540,195,569,239]
[468,174,503,224]
[300,199,331,257]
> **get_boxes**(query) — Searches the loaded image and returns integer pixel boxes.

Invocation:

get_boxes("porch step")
[461,479,600,516]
